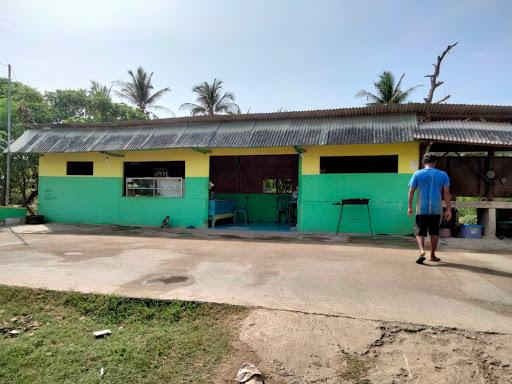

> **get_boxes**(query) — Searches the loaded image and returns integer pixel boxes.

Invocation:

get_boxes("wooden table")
[444,201,512,238]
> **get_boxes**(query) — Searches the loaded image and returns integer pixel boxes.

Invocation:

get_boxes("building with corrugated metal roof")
[9,103,512,235]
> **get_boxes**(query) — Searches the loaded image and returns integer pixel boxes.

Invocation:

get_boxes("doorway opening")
[209,155,299,231]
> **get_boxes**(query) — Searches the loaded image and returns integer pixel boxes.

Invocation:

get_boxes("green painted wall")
[216,193,291,222]
[0,206,27,220]
[299,173,414,235]
[38,173,414,234]
[39,176,209,228]
[297,155,303,227]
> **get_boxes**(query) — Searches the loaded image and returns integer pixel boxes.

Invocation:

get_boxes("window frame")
[125,177,184,198]
[123,161,186,198]
[262,177,293,194]
[66,161,94,176]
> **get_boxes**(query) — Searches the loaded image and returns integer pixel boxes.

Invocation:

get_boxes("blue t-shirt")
[408,168,450,215]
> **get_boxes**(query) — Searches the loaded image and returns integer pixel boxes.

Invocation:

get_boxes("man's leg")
[415,215,427,263]
[429,215,441,261]
[415,236,425,255]
[430,235,439,260]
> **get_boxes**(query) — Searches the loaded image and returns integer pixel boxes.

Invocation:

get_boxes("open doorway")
[209,155,299,231]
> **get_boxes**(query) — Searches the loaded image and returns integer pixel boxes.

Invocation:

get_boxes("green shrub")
[459,214,478,225]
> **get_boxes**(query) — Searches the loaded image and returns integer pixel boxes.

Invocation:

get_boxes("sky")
[1,0,511,117]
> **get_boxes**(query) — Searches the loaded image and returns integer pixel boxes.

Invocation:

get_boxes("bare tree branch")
[424,42,458,105]
[435,95,451,104]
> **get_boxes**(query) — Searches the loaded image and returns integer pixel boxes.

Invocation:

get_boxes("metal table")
[333,198,373,235]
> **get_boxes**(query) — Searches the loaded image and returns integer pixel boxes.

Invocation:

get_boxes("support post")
[487,150,495,200]
[482,150,497,238]
[480,208,497,239]
[5,64,12,206]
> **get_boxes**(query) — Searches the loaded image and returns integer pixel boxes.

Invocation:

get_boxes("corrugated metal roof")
[28,103,512,130]
[415,121,512,146]
[9,114,417,153]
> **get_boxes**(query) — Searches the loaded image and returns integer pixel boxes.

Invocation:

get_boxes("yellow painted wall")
[39,147,297,178]
[39,149,210,177]
[39,150,211,177]
[39,143,419,177]
[301,142,420,175]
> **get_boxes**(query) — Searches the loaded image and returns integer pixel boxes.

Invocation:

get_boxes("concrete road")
[1,224,511,333]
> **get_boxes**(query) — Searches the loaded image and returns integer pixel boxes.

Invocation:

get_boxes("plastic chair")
[276,195,290,224]
[234,196,249,225]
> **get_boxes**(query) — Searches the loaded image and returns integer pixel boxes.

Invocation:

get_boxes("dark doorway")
[209,155,299,229]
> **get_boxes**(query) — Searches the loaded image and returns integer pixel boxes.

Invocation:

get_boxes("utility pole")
[5,64,12,205]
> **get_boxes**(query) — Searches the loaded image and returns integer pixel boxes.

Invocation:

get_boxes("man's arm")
[408,188,415,217]
[443,186,452,221]
[407,173,418,217]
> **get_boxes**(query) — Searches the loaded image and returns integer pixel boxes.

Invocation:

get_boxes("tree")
[0,80,51,208]
[0,78,147,208]
[180,78,240,115]
[115,67,170,116]
[44,88,146,124]
[90,80,112,97]
[356,71,421,105]
[45,89,89,123]
[424,42,458,105]
[86,92,147,122]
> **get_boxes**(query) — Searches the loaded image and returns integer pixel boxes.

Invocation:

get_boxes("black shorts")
[415,214,441,236]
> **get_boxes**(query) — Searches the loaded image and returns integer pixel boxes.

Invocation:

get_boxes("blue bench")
[208,199,235,228]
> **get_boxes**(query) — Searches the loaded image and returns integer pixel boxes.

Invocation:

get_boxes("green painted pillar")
[297,154,303,231]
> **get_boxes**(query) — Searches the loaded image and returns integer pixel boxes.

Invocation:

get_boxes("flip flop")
[430,256,441,262]
[416,256,426,264]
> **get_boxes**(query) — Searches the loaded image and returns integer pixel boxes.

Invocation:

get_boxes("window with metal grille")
[123,161,185,197]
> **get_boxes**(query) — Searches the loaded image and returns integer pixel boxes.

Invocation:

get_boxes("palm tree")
[180,78,240,115]
[356,71,421,105]
[115,67,170,116]
[90,81,112,97]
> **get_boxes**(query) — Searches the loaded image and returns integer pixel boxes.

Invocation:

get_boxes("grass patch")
[337,353,372,384]
[0,285,246,383]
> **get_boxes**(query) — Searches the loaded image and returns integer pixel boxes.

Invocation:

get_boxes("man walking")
[408,153,452,264]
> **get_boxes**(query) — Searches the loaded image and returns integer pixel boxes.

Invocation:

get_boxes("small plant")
[459,214,478,225]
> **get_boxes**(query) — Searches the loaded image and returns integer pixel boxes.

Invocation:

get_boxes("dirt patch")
[238,309,512,384]
[365,325,512,384]
[215,337,264,384]
[1,314,43,337]
[144,275,189,285]
[214,312,266,384]
[240,309,380,383]
[299,234,349,243]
